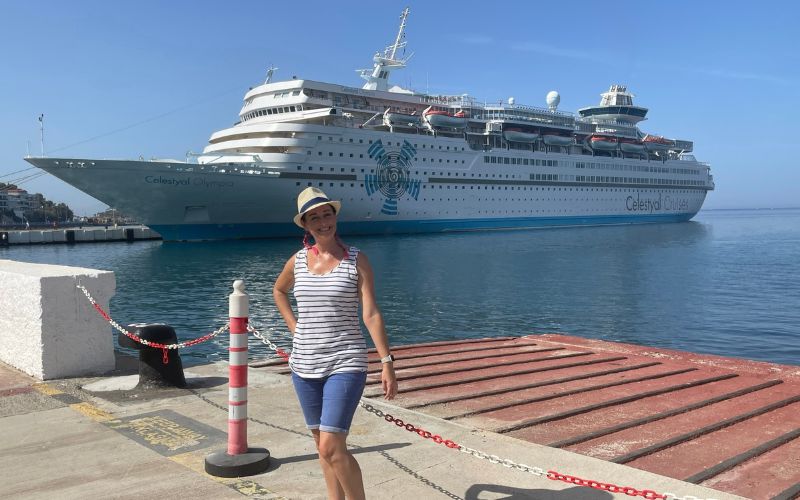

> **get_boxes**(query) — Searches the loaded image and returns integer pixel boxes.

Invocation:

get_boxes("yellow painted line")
[229,479,276,497]
[169,451,212,475]
[169,451,280,497]
[69,402,114,422]
[33,383,63,396]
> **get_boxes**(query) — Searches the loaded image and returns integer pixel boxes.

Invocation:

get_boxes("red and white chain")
[246,324,291,361]
[76,282,228,350]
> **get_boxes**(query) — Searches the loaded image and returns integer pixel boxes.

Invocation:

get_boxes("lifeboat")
[619,138,646,154]
[588,135,619,151]
[542,134,575,146]
[423,108,468,129]
[643,134,675,152]
[503,127,539,143]
[383,111,421,128]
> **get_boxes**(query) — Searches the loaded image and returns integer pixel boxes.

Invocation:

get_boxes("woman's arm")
[358,252,397,399]
[273,255,297,334]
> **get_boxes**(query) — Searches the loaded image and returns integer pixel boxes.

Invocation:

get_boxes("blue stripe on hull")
[150,212,699,241]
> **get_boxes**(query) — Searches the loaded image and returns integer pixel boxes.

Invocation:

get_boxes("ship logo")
[365,139,421,215]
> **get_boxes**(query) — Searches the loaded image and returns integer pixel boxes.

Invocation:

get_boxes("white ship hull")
[25,9,713,241]
[26,126,708,241]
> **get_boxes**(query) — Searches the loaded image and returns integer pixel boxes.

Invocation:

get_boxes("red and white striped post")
[228,279,249,454]
[205,280,271,477]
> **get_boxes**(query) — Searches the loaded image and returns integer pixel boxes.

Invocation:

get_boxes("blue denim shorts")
[291,371,367,433]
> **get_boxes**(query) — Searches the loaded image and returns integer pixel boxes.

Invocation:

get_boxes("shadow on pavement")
[465,484,614,500]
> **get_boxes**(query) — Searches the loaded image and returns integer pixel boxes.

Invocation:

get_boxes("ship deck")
[255,334,800,499]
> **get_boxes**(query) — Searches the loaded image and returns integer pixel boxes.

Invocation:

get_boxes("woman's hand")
[382,364,398,400]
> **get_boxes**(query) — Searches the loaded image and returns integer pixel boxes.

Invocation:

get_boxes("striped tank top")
[290,246,367,378]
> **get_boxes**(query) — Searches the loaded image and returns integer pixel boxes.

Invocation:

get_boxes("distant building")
[90,208,139,225]
[0,189,35,219]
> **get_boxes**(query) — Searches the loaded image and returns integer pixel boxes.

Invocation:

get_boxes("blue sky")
[2,0,798,214]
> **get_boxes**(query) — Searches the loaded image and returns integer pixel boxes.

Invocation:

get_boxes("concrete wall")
[0,260,116,379]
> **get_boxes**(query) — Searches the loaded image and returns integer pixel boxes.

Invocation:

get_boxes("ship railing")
[498,102,573,118]
[420,94,477,107]
[478,111,575,128]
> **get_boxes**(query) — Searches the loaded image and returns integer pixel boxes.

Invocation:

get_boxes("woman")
[273,187,398,500]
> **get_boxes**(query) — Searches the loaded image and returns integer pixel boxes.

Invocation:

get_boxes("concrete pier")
[0,225,161,245]
[0,356,740,500]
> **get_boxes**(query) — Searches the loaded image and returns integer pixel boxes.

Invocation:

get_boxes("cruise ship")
[25,8,713,241]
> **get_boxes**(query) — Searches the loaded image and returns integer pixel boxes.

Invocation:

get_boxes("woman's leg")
[293,374,345,498]
[317,371,367,499]
[317,431,365,500]
[312,429,345,500]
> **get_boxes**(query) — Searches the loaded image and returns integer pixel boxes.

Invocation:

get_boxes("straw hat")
[293,187,342,228]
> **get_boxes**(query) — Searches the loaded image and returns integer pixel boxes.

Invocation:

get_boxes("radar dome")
[508,97,515,106]
[546,91,560,111]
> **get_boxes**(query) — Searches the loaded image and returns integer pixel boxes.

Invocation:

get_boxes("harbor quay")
[0,359,742,500]
[0,260,792,499]
[0,225,161,246]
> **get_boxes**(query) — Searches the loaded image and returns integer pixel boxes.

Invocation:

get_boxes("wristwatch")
[380,354,395,364]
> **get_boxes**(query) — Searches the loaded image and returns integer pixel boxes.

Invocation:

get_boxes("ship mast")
[359,7,412,92]
[388,7,409,61]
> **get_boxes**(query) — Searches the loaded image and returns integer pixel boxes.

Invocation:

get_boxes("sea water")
[3,208,799,367]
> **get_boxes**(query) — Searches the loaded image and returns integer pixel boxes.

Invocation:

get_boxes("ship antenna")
[387,7,409,61]
[38,113,45,156]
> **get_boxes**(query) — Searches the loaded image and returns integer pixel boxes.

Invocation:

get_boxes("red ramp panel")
[254,334,800,499]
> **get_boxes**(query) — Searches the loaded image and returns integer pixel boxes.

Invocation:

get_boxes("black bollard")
[119,323,187,389]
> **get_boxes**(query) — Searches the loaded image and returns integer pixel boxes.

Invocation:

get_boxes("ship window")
[290,106,296,112]
[339,153,343,157]
[359,139,363,143]
[318,152,322,155]
[318,136,322,140]
[329,152,333,156]
[349,139,353,143]
[293,90,300,96]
